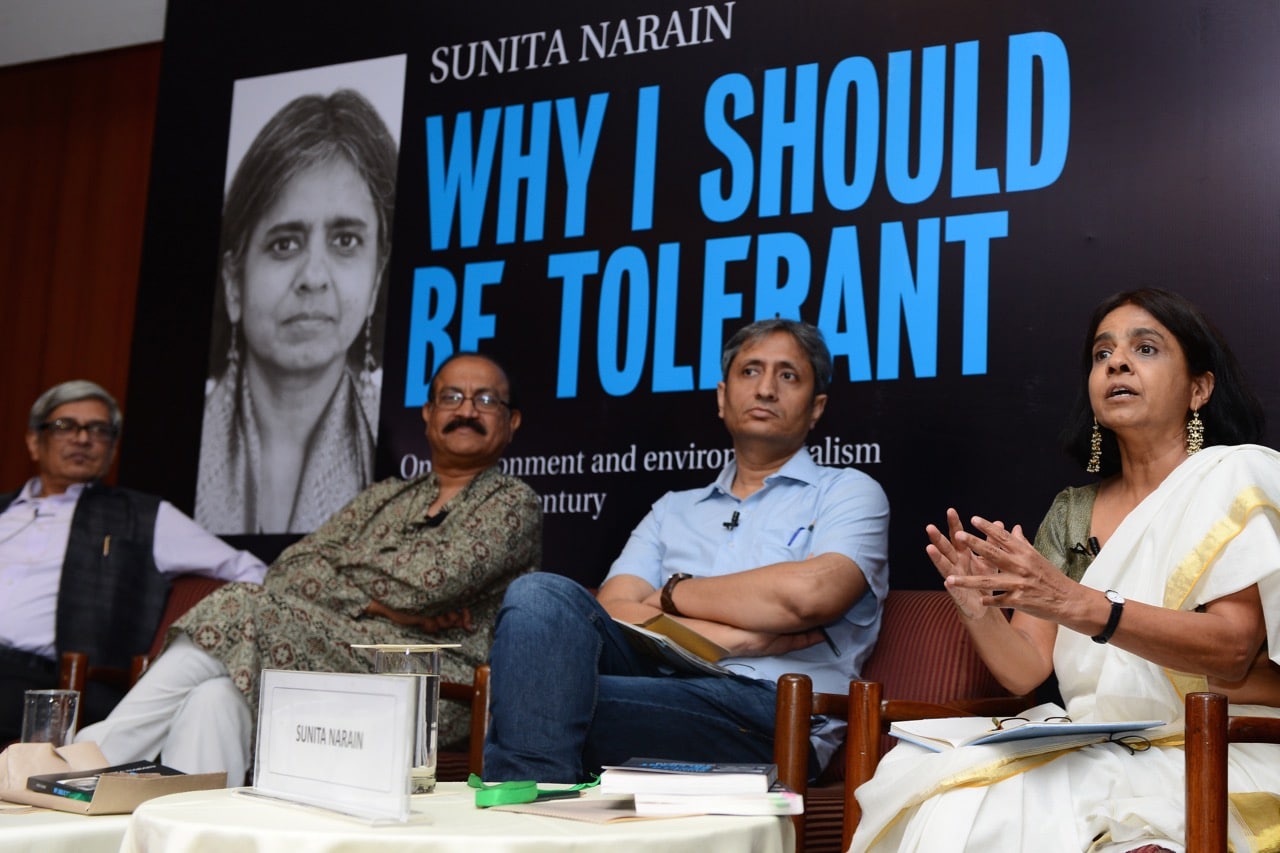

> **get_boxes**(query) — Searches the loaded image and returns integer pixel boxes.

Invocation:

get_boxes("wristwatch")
[1091,589,1125,644]
[660,573,693,616]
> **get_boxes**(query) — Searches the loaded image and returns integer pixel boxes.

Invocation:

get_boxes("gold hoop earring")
[1186,410,1204,456]
[1087,418,1102,474]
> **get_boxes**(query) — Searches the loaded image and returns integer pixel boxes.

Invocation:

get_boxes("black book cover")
[27,760,184,801]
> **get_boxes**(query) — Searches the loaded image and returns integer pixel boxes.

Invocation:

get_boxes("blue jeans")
[483,572,799,782]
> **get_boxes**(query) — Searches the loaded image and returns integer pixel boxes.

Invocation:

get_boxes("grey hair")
[720,319,833,396]
[28,381,122,433]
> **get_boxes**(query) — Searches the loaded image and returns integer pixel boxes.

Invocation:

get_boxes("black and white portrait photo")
[195,55,406,534]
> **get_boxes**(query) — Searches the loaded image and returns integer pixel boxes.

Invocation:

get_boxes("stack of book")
[600,758,802,816]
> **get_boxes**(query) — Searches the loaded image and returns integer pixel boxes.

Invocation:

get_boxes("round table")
[120,783,795,853]
[0,805,130,853]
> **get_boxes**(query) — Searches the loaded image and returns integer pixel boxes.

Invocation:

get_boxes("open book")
[612,614,731,676]
[889,703,1163,752]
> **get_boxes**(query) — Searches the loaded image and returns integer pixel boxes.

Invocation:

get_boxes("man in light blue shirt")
[484,319,889,781]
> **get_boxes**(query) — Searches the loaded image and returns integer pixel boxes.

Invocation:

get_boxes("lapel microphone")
[1070,538,1102,556]
[723,511,739,531]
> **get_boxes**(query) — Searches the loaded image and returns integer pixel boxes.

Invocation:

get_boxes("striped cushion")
[862,589,1004,703]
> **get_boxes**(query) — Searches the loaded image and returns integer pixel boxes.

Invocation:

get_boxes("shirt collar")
[13,478,90,505]
[700,446,818,502]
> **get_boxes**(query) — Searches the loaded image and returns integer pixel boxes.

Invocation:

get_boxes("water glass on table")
[371,646,443,794]
[21,689,79,746]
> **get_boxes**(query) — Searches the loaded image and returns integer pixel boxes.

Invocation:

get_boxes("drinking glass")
[370,646,442,794]
[21,689,80,746]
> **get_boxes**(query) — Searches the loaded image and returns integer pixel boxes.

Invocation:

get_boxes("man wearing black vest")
[0,380,265,743]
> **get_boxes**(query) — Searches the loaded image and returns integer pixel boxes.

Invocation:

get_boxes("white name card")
[253,669,417,821]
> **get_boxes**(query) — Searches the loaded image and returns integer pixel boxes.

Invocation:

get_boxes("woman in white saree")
[852,289,1280,853]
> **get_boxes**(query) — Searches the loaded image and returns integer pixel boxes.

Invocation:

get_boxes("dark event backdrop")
[123,1,1280,588]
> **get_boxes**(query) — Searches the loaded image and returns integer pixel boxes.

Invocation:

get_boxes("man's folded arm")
[646,552,868,632]
[598,555,866,658]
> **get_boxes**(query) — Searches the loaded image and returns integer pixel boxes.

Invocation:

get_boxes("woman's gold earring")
[1186,410,1204,455]
[1087,419,1102,474]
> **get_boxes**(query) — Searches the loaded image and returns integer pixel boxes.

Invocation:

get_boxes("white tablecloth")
[121,783,795,853]
[0,804,130,853]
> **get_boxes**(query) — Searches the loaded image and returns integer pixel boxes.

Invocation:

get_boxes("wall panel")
[0,44,161,489]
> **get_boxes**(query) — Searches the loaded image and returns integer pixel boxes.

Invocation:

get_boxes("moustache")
[444,416,487,435]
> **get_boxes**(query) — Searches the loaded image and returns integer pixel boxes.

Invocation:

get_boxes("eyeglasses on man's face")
[38,418,119,442]
[432,391,510,413]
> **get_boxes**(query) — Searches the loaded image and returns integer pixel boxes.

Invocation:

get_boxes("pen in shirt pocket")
[786,522,815,547]
[819,627,841,657]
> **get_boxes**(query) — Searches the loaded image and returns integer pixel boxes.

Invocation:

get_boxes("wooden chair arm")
[1185,691,1280,853]
[439,663,490,777]
[59,651,134,694]
[846,680,882,849]
[1226,714,1280,744]
[844,682,1028,849]
[59,651,88,694]
[1185,691,1227,853]
[775,673,815,795]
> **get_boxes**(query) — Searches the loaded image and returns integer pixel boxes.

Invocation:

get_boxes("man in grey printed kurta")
[78,353,540,784]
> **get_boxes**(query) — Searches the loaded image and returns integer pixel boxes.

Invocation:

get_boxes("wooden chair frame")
[775,675,1027,851]
[443,662,490,776]
[1184,691,1280,853]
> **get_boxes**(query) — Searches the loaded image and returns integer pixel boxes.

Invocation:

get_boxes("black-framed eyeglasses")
[433,391,509,413]
[37,418,119,442]
[1108,733,1152,755]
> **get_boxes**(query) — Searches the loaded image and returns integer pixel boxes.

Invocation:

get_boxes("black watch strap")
[1091,589,1125,644]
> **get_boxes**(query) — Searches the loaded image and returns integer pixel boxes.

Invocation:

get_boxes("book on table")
[600,758,778,795]
[26,760,185,801]
[611,613,732,676]
[633,783,804,816]
[888,702,1164,752]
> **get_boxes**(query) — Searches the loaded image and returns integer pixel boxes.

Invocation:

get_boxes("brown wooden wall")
[0,44,162,491]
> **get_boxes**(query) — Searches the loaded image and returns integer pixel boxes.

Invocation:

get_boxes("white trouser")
[75,633,253,785]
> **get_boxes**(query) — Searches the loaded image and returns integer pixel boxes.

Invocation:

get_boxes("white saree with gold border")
[851,445,1280,853]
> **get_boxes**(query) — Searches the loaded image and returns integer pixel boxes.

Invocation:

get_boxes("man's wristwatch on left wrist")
[660,573,693,616]
[1091,589,1125,644]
